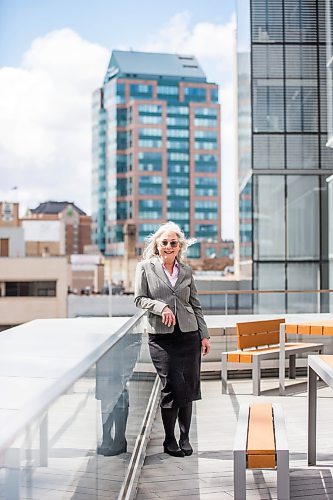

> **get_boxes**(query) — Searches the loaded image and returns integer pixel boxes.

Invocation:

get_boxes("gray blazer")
[134,257,209,339]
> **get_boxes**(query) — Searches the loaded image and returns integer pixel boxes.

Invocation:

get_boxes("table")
[278,321,328,395]
[308,354,333,465]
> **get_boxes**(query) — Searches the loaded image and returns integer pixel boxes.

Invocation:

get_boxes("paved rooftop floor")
[136,377,333,500]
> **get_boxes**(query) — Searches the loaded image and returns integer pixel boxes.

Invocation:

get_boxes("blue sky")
[0,0,235,66]
[0,0,237,239]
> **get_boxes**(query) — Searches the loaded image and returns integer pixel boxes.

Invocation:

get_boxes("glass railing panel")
[0,313,157,500]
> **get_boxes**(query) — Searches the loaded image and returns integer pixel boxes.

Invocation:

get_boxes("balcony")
[0,292,333,499]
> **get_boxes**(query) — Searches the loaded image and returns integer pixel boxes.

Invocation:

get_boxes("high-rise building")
[92,50,221,258]
[236,0,333,312]
[327,0,333,147]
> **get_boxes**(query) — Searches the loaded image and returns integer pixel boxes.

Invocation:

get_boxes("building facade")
[237,0,333,312]
[0,256,69,328]
[0,202,25,257]
[24,201,92,256]
[92,50,222,258]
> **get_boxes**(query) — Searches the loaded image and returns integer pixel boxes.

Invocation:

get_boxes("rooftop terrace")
[1,312,333,499]
[138,377,333,499]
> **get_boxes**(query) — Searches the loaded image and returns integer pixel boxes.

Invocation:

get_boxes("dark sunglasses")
[160,240,179,248]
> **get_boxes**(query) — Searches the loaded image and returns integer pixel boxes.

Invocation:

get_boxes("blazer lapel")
[151,257,173,290]
[174,262,186,289]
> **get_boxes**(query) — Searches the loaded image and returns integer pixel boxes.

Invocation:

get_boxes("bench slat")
[247,404,276,469]
[238,331,280,350]
[237,319,285,350]
[237,319,285,336]
[248,454,276,469]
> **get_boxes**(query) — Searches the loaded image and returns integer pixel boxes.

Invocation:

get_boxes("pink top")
[160,259,180,287]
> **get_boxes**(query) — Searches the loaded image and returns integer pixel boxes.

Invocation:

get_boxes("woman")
[134,221,211,457]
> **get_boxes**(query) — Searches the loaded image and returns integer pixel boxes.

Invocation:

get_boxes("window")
[139,223,160,242]
[139,128,162,138]
[138,152,162,171]
[194,118,217,127]
[130,84,153,98]
[195,224,218,241]
[195,200,218,220]
[211,88,219,102]
[167,117,189,126]
[253,80,284,132]
[168,163,189,174]
[194,107,218,117]
[195,178,218,196]
[0,238,9,257]
[116,83,125,104]
[138,139,162,148]
[139,115,162,124]
[157,85,179,98]
[138,200,162,219]
[195,154,218,173]
[139,176,162,195]
[138,104,162,114]
[184,87,207,102]
[167,140,189,150]
[167,105,189,115]
[5,281,56,297]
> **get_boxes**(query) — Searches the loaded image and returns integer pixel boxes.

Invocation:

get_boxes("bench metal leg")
[279,324,286,396]
[289,354,296,379]
[277,449,290,500]
[253,357,261,396]
[234,450,246,500]
[308,365,317,465]
[221,353,228,394]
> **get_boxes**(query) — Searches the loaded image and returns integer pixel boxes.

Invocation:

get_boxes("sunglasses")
[159,240,179,248]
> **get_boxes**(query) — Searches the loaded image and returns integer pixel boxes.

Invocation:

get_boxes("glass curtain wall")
[326,0,333,146]
[247,0,333,312]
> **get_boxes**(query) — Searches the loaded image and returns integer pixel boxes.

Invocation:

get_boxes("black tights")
[161,402,192,445]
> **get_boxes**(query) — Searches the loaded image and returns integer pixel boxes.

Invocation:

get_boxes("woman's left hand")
[201,338,211,356]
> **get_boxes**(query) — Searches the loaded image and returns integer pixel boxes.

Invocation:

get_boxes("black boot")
[178,403,193,456]
[97,412,114,455]
[161,407,184,457]
[103,406,128,456]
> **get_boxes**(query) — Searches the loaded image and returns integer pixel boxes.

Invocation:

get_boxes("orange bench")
[234,403,289,499]
[222,318,323,395]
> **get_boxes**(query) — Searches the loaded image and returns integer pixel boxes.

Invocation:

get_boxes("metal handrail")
[198,289,333,295]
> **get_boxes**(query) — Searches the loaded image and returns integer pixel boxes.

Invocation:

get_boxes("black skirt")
[148,326,202,408]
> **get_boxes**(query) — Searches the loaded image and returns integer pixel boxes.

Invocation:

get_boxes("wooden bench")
[234,403,289,500]
[222,318,323,395]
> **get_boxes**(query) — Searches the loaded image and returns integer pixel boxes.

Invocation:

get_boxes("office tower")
[327,0,333,147]
[236,0,333,312]
[92,50,221,258]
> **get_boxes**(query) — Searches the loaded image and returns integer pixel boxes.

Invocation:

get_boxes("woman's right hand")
[161,306,176,327]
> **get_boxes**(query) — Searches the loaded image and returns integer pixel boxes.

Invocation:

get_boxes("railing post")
[40,412,48,466]
[5,448,20,500]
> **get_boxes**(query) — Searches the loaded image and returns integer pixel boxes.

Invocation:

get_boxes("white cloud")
[141,12,237,239]
[0,28,110,215]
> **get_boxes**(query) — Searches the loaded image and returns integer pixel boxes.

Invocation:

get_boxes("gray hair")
[142,221,196,262]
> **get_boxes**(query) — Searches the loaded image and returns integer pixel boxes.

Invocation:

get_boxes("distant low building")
[0,256,69,328]
[0,202,25,257]
[70,254,104,294]
[23,201,92,256]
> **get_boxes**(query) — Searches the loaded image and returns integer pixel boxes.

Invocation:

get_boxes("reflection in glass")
[253,175,285,260]
[96,332,142,457]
